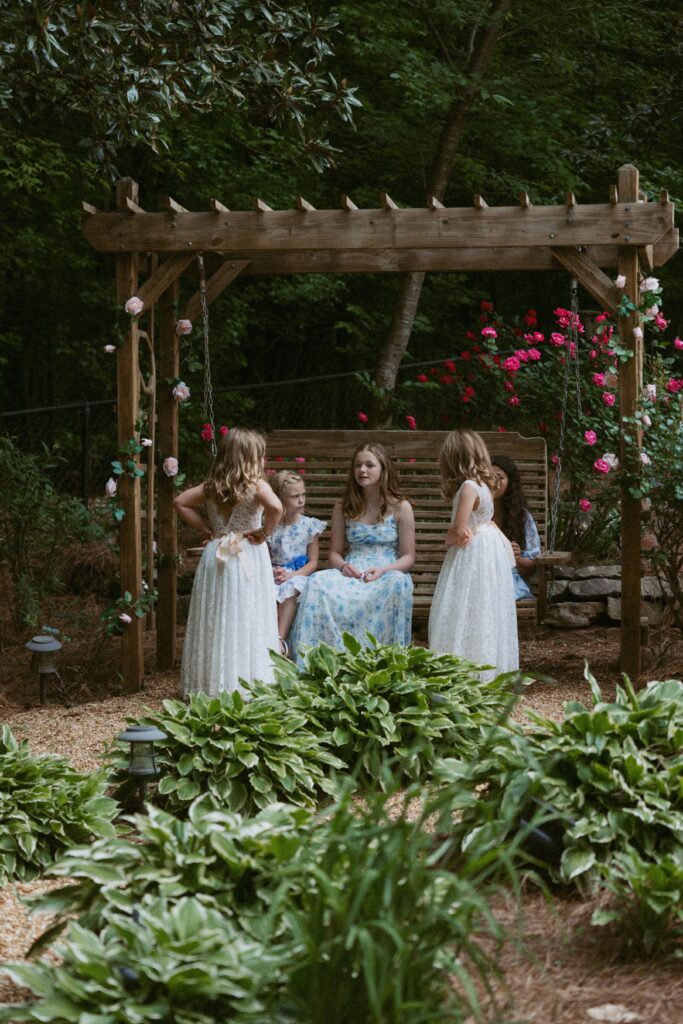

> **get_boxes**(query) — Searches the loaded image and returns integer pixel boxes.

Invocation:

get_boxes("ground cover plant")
[115,689,343,817]
[0,725,117,885]
[3,784,513,1024]
[436,670,683,955]
[251,635,522,789]
[31,797,311,947]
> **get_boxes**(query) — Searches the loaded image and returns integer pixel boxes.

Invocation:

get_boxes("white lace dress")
[180,496,279,697]
[428,480,518,682]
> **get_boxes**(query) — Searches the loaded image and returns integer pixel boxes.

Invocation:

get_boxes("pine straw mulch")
[0,624,682,1021]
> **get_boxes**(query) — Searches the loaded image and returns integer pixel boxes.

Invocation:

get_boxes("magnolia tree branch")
[371,0,514,426]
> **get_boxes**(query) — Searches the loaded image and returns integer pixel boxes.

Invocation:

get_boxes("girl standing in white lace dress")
[428,429,518,681]
[267,471,326,655]
[174,428,282,697]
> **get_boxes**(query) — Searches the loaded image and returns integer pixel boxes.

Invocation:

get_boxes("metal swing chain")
[549,277,580,552]
[198,254,217,457]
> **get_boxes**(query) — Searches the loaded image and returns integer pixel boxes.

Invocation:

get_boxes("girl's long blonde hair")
[204,427,266,505]
[270,470,303,501]
[342,443,405,520]
[439,429,498,500]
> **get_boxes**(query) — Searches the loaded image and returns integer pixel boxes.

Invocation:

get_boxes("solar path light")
[25,634,63,705]
[117,724,168,809]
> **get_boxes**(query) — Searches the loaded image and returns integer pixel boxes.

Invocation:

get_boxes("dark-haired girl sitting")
[491,454,541,601]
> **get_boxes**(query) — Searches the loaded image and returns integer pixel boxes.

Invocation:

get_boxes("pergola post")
[156,276,180,670]
[115,178,144,691]
[617,164,642,679]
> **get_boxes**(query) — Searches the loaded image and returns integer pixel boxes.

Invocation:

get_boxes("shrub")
[32,797,311,944]
[116,690,343,817]
[1,898,282,1024]
[250,635,521,789]
[0,726,117,884]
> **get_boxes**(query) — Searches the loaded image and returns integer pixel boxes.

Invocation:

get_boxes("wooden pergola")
[82,164,678,692]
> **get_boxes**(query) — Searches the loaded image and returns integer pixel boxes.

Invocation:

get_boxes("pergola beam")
[551,247,619,313]
[133,253,197,313]
[83,201,674,255]
[183,259,250,320]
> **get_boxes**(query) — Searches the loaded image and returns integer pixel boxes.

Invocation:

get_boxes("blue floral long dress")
[289,515,413,664]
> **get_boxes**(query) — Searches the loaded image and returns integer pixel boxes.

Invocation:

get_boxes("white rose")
[105,477,117,497]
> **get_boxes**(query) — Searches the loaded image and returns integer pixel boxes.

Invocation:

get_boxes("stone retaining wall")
[545,565,672,628]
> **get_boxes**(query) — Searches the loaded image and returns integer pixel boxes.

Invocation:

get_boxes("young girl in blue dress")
[289,443,415,663]
[268,471,326,654]
[491,454,542,601]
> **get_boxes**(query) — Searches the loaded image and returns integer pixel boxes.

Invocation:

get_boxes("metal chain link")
[198,255,217,457]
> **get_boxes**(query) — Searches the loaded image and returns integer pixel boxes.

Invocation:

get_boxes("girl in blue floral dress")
[289,443,415,664]
[267,471,327,654]
[491,454,541,601]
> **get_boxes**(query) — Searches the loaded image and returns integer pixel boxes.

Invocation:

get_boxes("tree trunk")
[371,0,514,426]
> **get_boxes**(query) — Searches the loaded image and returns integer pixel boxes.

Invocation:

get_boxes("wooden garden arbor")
[82,164,678,692]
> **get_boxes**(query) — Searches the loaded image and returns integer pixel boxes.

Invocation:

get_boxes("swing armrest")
[534,551,572,621]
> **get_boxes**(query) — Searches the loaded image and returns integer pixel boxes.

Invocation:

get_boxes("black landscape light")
[117,724,168,808]
[25,635,63,705]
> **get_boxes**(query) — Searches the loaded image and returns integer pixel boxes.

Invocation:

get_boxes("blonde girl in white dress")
[428,429,518,682]
[174,428,282,697]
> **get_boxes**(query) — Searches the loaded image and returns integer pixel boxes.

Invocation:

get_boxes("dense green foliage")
[251,634,520,787]
[119,689,343,816]
[436,670,683,953]
[5,787,507,1024]
[0,726,117,885]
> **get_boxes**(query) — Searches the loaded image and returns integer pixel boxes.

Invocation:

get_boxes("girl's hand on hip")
[245,528,268,545]
[362,566,385,583]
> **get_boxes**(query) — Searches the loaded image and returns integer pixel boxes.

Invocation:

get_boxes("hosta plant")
[0,897,284,1024]
[31,796,311,946]
[0,726,117,884]
[436,671,683,920]
[250,635,522,789]
[114,690,343,817]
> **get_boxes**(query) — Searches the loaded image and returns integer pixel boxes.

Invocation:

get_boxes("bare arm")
[245,479,283,544]
[273,535,321,583]
[445,483,478,548]
[173,484,212,541]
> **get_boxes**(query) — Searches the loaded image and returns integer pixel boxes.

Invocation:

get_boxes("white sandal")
[278,636,289,657]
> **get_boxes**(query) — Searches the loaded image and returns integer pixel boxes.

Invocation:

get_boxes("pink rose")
[103,344,117,353]
[172,382,191,402]
[357,411,368,423]
[614,274,626,289]
[417,373,428,382]
[641,414,651,428]
[200,424,214,442]
[640,452,651,465]
[674,337,683,350]
[642,384,656,401]
[584,430,597,445]
[551,454,559,466]
[579,498,592,512]
[593,459,610,474]
[644,305,658,317]
[654,315,668,330]
[666,378,682,394]
[503,380,514,392]
[532,331,544,343]
[549,332,565,347]
[507,396,520,407]
[219,425,229,437]
[175,319,193,336]
[105,477,117,497]
[503,356,521,372]
[163,457,179,477]
[141,437,153,447]
[641,276,659,292]
[592,373,605,386]
[481,327,497,338]
[118,613,132,625]
[602,392,616,407]
[527,348,541,361]
[589,349,597,359]
[405,415,417,429]
[124,296,144,316]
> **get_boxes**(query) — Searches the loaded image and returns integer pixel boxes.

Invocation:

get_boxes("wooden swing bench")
[266,429,570,631]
